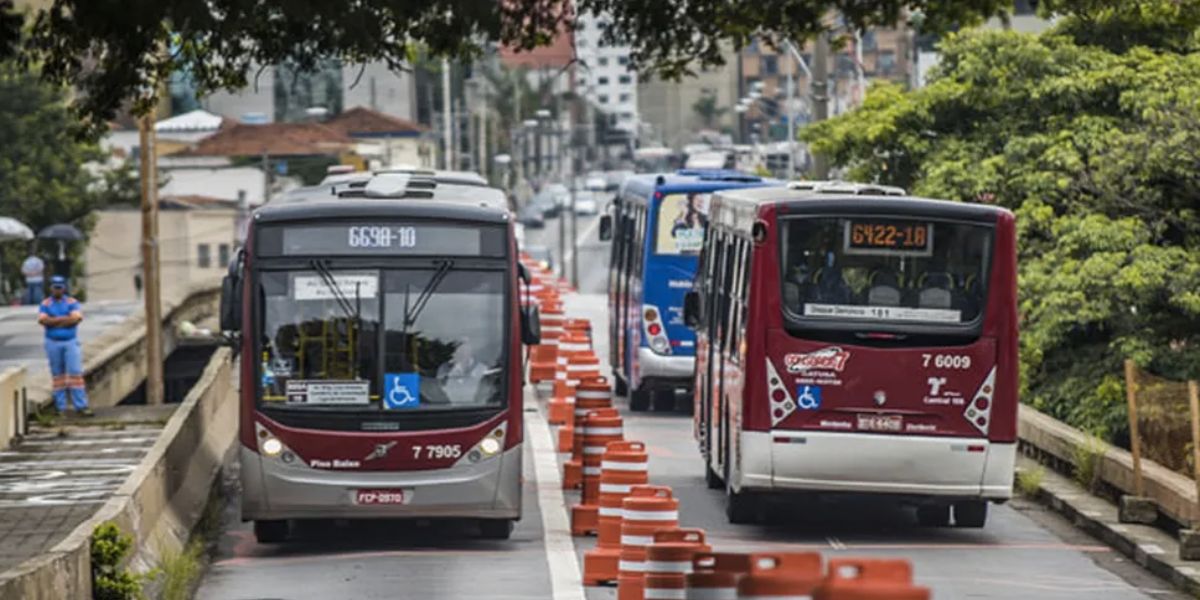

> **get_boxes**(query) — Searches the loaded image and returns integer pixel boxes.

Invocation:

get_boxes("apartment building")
[574,12,639,134]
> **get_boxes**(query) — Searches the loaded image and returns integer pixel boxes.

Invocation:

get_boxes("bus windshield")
[780,216,993,326]
[655,192,710,255]
[258,267,506,412]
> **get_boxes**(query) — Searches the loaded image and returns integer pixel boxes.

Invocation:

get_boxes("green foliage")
[1015,465,1045,497]
[91,522,143,600]
[155,540,204,600]
[1072,435,1107,491]
[692,93,727,130]
[802,21,1200,446]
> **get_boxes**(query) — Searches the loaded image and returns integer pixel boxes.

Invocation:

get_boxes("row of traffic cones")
[517,252,933,599]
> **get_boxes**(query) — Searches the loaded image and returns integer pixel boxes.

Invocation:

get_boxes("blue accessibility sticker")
[795,385,822,411]
[384,373,421,410]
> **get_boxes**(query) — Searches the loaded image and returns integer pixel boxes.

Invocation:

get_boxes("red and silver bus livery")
[222,184,537,542]
[686,186,1017,527]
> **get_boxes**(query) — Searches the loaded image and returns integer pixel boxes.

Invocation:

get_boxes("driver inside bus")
[437,337,489,405]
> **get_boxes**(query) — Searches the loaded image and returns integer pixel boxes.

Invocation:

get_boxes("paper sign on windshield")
[285,380,370,405]
[292,273,378,301]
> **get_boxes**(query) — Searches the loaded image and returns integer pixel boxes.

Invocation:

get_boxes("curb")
[1021,458,1200,597]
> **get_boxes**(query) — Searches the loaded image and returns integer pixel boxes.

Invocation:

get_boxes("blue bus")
[599,170,780,411]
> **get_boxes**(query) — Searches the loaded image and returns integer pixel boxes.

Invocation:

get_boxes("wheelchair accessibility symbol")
[796,385,822,410]
[384,373,421,409]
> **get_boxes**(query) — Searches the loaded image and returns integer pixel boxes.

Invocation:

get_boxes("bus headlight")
[480,437,502,456]
[261,436,284,457]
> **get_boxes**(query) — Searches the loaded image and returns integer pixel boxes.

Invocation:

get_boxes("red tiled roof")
[326,106,425,137]
[182,122,354,157]
[500,18,575,70]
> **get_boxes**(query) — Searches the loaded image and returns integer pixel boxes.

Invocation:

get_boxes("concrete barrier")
[24,281,222,411]
[0,367,26,450]
[1019,404,1200,526]
[0,346,236,600]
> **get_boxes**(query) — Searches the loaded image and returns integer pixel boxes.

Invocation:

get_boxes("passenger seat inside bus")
[866,271,903,306]
[916,272,954,309]
[813,267,852,304]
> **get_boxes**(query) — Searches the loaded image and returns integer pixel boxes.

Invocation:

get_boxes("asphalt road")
[194,214,1184,599]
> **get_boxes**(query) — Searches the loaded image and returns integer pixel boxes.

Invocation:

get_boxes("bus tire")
[705,462,724,490]
[726,487,758,525]
[915,504,950,527]
[614,375,628,396]
[254,519,289,544]
[629,386,652,411]
[954,501,988,528]
[479,519,515,540]
[653,389,676,412]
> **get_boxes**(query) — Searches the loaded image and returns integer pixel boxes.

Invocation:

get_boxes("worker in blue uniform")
[38,275,92,416]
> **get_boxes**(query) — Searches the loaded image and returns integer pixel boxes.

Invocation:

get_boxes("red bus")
[685,186,1017,527]
[220,175,539,542]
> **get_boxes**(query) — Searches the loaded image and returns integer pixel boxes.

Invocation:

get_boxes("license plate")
[857,414,903,432]
[354,489,409,505]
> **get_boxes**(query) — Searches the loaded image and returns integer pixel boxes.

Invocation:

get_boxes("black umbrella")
[37,223,84,241]
[38,223,85,263]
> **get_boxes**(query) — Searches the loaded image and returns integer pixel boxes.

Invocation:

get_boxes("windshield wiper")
[309,259,364,379]
[397,260,455,371]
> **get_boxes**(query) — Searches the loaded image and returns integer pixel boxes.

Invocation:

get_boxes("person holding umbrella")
[38,275,91,416]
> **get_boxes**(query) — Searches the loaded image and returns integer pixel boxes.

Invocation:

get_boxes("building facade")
[573,12,639,134]
[637,46,740,149]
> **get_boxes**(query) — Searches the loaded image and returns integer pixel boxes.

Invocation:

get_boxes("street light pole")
[811,32,831,179]
[786,47,795,180]
[138,113,164,406]
[441,58,453,170]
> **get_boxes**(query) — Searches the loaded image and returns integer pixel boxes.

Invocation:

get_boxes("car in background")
[585,175,607,192]
[573,192,598,215]
[546,183,571,212]
[525,244,555,274]
[531,190,560,217]
[517,203,546,228]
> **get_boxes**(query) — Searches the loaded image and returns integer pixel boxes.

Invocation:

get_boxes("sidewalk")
[0,404,173,575]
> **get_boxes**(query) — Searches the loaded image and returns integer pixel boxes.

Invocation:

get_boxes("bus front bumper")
[636,347,694,381]
[240,443,522,521]
[737,431,1014,501]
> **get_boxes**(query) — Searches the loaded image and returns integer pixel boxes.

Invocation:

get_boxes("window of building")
[598,76,610,85]
[762,55,778,75]
[598,57,609,67]
[878,50,896,75]
[599,94,609,104]
[861,31,877,52]
[197,244,212,269]
[1014,0,1037,15]
[618,74,632,85]
[219,244,231,268]
[619,93,631,103]
[577,38,588,49]
[618,56,629,66]
[621,112,634,121]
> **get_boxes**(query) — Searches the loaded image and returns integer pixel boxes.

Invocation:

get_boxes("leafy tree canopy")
[0,0,1021,137]
[801,20,1200,438]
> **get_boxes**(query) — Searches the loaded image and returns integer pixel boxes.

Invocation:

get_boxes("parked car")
[546,183,571,211]
[531,190,559,217]
[573,192,599,215]
[525,245,555,273]
[517,204,546,228]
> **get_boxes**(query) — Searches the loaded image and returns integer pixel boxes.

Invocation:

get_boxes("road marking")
[527,392,586,600]
[563,217,603,268]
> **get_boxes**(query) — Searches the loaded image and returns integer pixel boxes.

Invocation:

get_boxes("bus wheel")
[953,501,988,528]
[704,462,724,490]
[254,519,289,544]
[479,519,515,539]
[615,375,628,396]
[629,386,652,411]
[915,504,950,527]
[653,389,676,412]
[726,487,759,525]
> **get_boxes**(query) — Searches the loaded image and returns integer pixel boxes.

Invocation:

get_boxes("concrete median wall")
[0,347,236,600]
[0,367,26,451]
[1019,404,1200,525]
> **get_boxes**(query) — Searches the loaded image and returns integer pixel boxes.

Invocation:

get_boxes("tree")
[692,92,727,130]
[800,24,1200,441]
[0,60,108,293]
[0,1,1018,136]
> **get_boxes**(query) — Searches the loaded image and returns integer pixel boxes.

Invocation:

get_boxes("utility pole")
[138,114,164,406]
[478,92,488,180]
[811,32,831,179]
[786,45,796,180]
[441,58,453,170]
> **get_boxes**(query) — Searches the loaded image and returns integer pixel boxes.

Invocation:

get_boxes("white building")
[573,13,639,133]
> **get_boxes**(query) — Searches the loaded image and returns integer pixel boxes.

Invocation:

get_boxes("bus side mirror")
[521,306,541,345]
[683,290,701,329]
[599,215,613,241]
[219,274,242,333]
[517,262,531,284]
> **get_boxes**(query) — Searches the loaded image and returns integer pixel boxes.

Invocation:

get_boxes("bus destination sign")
[844,220,933,256]
[278,224,484,256]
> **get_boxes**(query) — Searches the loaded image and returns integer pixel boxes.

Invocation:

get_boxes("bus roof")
[711,187,1009,227]
[622,170,778,200]
[253,197,510,226]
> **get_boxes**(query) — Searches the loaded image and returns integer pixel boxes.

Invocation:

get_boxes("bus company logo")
[364,441,398,462]
[784,347,851,373]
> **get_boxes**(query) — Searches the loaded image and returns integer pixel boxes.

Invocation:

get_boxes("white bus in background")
[684,150,734,170]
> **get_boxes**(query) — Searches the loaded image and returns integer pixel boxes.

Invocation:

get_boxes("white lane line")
[563,217,603,267]
[527,393,586,600]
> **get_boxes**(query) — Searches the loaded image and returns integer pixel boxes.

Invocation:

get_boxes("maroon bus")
[686,186,1017,527]
[220,177,538,542]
